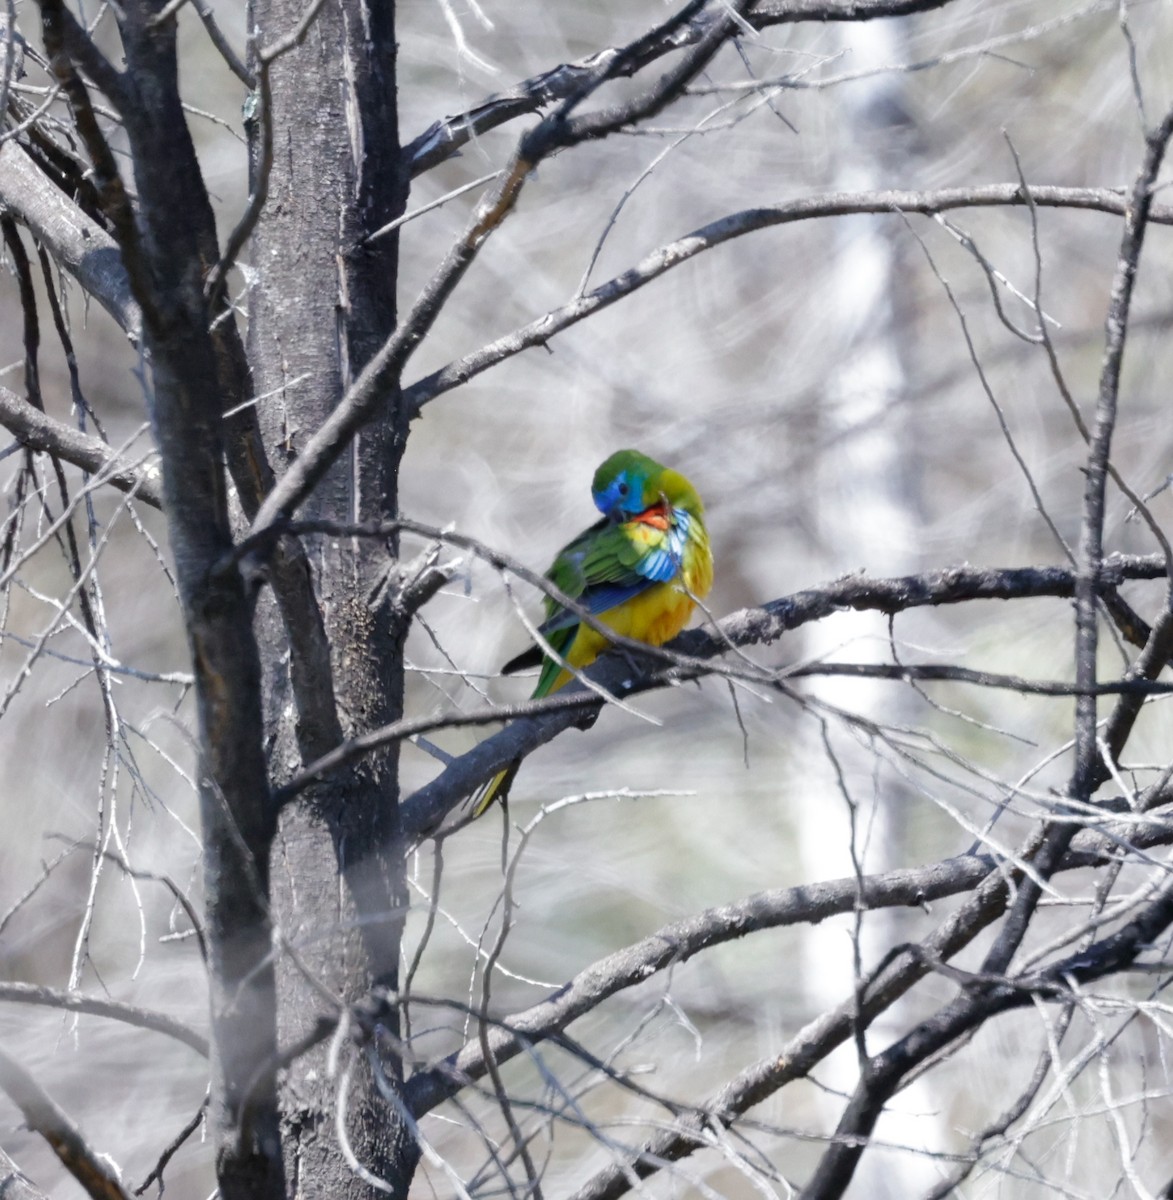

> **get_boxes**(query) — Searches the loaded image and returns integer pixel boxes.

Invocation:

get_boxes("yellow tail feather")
[469,759,520,818]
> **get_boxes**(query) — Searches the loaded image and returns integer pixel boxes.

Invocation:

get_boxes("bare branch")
[404,852,999,1117]
[404,809,1173,1121]
[132,1093,210,1197]
[1073,104,1173,802]
[799,870,1173,1200]
[39,0,143,296]
[976,106,1173,982]
[0,386,161,507]
[36,0,128,111]
[402,184,1173,415]
[0,141,141,339]
[0,1045,134,1200]
[399,553,1167,838]
[0,981,208,1056]
[798,103,1173,1200]
[404,0,958,175]
[785,660,1173,696]
[0,123,339,766]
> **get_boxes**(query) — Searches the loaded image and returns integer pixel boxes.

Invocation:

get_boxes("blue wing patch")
[538,580,652,635]
[536,507,690,634]
[636,546,678,582]
[584,581,652,614]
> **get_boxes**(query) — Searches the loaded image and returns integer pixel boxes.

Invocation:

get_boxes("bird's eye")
[618,481,629,496]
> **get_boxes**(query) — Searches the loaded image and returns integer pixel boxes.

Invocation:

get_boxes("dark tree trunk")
[246,1,416,1194]
[83,5,288,1196]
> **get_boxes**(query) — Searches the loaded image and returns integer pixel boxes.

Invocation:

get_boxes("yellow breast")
[549,524,712,694]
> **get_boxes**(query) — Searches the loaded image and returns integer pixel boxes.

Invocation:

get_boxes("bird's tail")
[469,759,521,818]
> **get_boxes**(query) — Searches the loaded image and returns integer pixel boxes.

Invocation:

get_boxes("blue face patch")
[593,470,646,519]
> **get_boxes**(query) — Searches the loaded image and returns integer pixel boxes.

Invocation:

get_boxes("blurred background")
[3,0,1173,1195]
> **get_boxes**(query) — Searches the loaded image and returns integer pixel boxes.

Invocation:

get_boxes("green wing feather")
[546,521,664,620]
[500,518,669,692]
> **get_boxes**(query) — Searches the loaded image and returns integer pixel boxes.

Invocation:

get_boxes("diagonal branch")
[401,184,1173,416]
[555,796,1173,1200]
[404,812,1173,1121]
[39,0,143,298]
[36,0,128,111]
[797,868,1173,1200]
[0,1045,134,1200]
[405,0,958,175]
[403,854,1000,1118]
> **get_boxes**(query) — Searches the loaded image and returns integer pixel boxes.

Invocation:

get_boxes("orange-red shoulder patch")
[632,500,670,530]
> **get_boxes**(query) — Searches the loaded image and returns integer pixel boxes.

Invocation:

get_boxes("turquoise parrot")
[471,448,713,817]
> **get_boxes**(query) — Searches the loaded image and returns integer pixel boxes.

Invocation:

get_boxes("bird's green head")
[591,449,704,520]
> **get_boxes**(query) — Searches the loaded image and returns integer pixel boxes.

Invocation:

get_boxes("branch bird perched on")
[471,448,713,817]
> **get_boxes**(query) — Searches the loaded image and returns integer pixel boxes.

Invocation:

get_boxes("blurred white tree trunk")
[797,17,935,1193]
